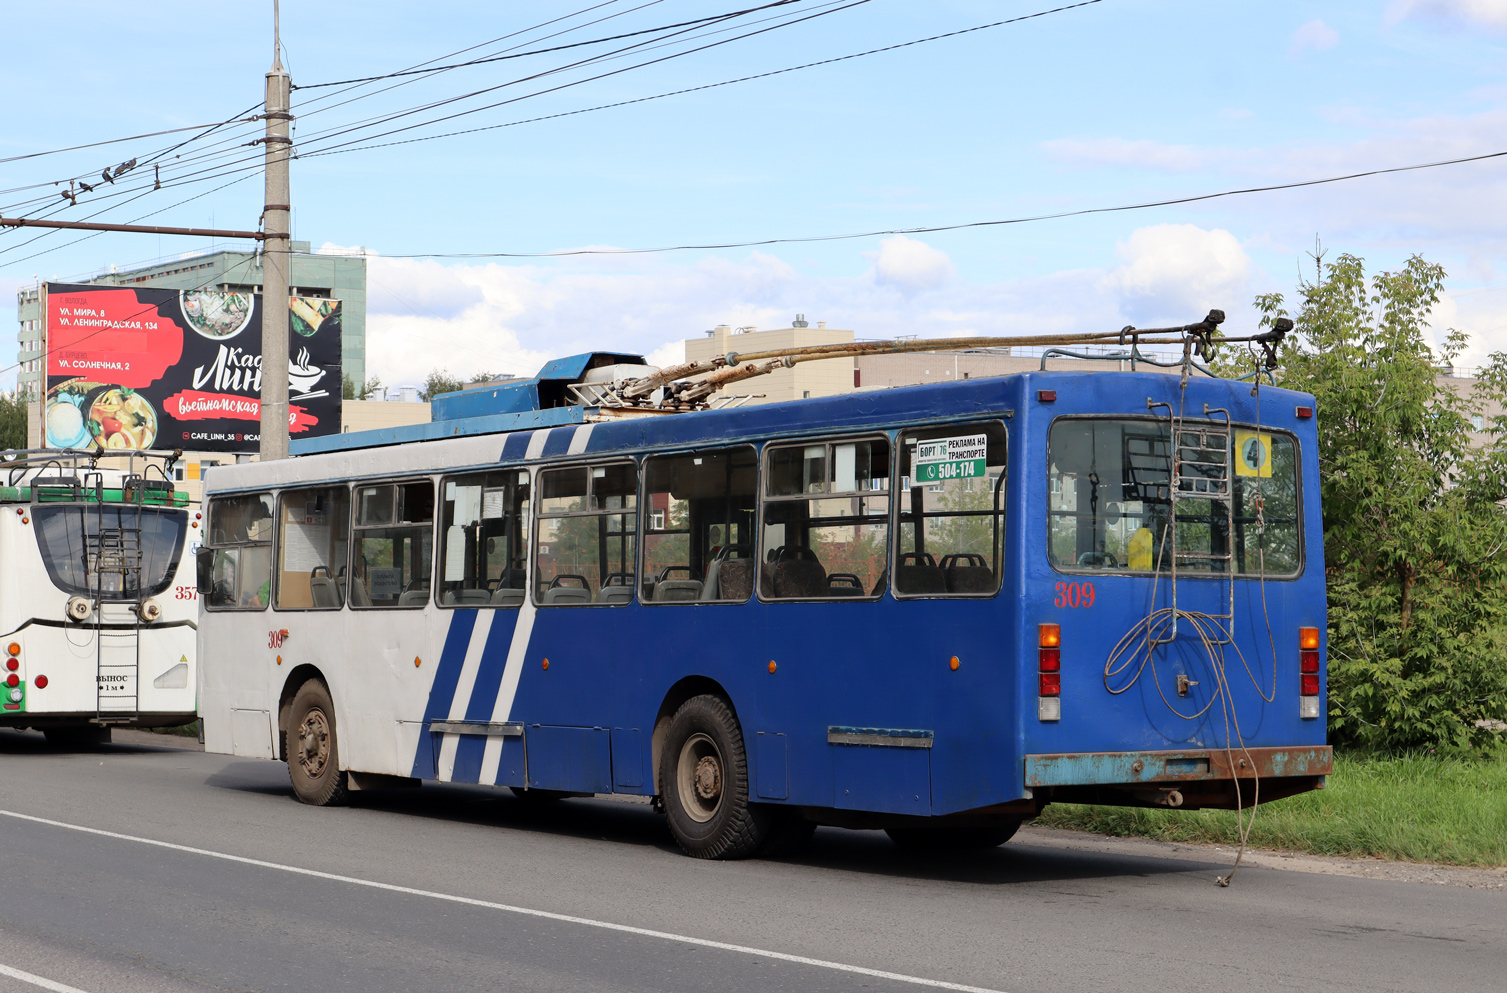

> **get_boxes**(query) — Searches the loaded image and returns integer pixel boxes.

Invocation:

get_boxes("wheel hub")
[694,755,721,801]
[297,709,330,777]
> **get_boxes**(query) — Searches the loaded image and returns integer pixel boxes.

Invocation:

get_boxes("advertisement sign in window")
[914,434,988,483]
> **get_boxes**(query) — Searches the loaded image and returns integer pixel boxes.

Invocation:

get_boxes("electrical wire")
[370,147,1507,258]
[297,0,1111,163]
[291,0,806,90]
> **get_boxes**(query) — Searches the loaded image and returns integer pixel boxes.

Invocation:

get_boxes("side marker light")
[542,658,550,671]
[949,656,959,671]
[1037,389,1057,403]
[768,660,777,673]
[414,657,422,668]
[1296,406,1313,419]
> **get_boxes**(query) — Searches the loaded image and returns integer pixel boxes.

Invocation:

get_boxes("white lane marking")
[0,810,1007,993]
[523,430,548,460]
[0,962,91,993]
[565,424,594,456]
[436,611,496,781]
[479,598,537,784]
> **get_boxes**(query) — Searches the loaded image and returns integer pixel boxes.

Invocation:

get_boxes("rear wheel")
[885,820,1021,852]
[286,680,348,806]
[42,724,110,749]
[659,694,769,859]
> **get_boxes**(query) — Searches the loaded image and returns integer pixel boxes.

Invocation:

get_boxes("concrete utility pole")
[259,0,293,460]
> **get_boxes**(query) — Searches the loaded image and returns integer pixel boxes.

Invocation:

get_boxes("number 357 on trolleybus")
[196,336,1331,858]
[0,451,199,746]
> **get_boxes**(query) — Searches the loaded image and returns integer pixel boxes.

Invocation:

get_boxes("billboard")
[42,282,342,453]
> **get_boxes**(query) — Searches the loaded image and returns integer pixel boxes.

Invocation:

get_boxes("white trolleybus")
[0,450,199,746]
[198,318,1331,859]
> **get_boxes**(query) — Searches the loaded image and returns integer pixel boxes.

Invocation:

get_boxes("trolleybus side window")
[439,469,531,608]
[274,486,351,609]
[895,422,1007,597]
[534,462,638,606]
[760,437,890,600]
[641,446,757,604]
[351,480,435,608]
[1047,418,1301,576]
[204,492,274,609]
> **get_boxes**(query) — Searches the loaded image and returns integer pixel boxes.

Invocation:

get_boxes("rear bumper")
[1026,745,1332,787]
[1024,746,1332,811]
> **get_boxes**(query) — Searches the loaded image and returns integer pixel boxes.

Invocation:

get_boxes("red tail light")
[5,674,17,688]
[33,675,47,689]
[1300,673,1320,696]
[1300,650,1320,673]
[1038,647,1061,672]
[1039,672,1061,696]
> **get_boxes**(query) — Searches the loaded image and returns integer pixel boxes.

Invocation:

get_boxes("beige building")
[686,316,855,404]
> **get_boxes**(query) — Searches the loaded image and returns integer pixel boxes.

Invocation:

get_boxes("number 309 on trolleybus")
[197,342,1331,857]
[0,451,199,746]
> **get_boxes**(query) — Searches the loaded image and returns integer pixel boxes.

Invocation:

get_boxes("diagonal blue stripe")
[409,610,478,778]
[499,430,533,462]
[450,612,521,783]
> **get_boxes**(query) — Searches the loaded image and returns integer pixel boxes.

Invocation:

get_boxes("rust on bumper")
[1025,745,1332,788]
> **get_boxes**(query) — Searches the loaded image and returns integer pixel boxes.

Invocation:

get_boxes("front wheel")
[885,820,1022,851]
[286,680,348,806]
[659,694,769,859]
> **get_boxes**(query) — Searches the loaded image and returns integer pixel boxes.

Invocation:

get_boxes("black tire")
[757,808,816,857]
[885,820,1022,852]
[42,724,110,749]
[659,694,770,859]
[286,680,349,806]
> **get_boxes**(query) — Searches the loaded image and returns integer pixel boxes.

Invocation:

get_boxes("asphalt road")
[0,729,1501,993]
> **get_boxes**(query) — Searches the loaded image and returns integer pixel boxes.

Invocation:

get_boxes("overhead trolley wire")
[297,0,1112,162]
[292,0,807,90]
[287,0,873,160]
[368,147,1507,258]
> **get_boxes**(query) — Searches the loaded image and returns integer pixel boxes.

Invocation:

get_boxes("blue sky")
[4,1,1507,388]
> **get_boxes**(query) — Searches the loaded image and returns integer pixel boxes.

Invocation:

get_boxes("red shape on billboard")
[47,288,183,388]
[163,390,320,433]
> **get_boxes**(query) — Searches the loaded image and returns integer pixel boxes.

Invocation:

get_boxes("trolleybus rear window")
[1047,418,1300,576]
[761,437,890,600]
[33,504,187,600]
[204,492,274,609]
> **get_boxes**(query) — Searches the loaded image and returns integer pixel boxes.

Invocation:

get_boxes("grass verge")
[1034,749,1507,867]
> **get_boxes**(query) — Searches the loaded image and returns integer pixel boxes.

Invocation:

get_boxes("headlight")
[66,596,92,623]
[137,598,162,623]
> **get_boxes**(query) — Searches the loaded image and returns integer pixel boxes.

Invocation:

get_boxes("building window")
[1472,414,1485,431]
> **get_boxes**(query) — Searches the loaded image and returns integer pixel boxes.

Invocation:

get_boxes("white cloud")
[355,229,1266,388]
[1289,19,1340,56]
[1041,137,1213,171]
[870,235,955,293]
[1100,225,1253,324]
[1388,0,1507,31]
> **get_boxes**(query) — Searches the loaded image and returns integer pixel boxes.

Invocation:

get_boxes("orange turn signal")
[1299,627,1320,650]
[1039,623,1061,648]
[6,643,18,657]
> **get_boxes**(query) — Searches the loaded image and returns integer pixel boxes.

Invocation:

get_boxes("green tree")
[0,392,28,450]
[420,370,465,401]
[342,374,383,400]
[1258,253,1507,748]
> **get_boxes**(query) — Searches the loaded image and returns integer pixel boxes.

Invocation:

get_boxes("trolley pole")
[259,0,293,461]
